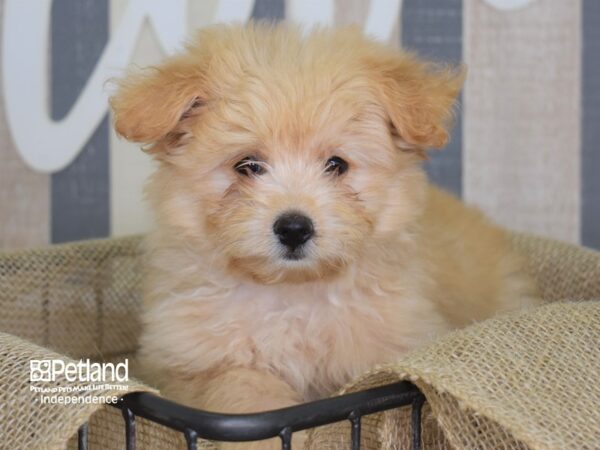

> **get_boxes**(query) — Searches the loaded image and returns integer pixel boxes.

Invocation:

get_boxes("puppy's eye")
[325,156,348,176]
[234,156,265,176]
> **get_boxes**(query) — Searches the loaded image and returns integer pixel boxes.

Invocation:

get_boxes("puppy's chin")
[227,254,347,285]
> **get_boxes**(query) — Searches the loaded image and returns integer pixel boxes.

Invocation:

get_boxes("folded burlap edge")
[4,301,600,450]
[322,300,600,450]
[0,332,156,450]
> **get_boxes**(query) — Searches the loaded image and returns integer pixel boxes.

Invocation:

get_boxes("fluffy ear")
[370,54,465,151]
[109,56,206,150]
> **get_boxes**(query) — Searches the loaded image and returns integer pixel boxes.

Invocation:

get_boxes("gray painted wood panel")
[401,0,463,196]
[582,0,600,249]
[253,0,285,20]
[50,0,109,243]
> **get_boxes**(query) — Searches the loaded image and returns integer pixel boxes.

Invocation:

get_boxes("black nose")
[273,212,314,250]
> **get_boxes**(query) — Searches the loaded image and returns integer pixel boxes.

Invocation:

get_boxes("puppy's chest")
[146,279,446,399]
[206,283,433,397]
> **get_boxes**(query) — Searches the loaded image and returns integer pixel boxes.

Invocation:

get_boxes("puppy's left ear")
[371,55,465,151]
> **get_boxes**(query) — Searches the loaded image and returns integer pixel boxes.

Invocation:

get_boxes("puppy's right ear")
[109,57,206,150]
[367,52,465,152]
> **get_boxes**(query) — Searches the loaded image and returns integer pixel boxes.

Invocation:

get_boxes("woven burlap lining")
[0,236,144,360]
[0,233,599,449]
[306,300,600,449]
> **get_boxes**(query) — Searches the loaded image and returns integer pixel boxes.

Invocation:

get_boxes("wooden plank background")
[0,1,49,249]
[0,0,597,250]
[109,0,162,239]
[582,0,600,249]
[51,0,110,243]
[463,0,581,244]
[402,0,463,196]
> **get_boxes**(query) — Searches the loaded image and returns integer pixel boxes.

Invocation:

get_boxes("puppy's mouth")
[229,245,344,284]
[282,248,306,261]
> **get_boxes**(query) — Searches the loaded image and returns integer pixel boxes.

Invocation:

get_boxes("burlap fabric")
[0,233,598,449]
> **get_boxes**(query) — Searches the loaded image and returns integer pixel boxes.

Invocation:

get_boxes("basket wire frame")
[77,381,424,450]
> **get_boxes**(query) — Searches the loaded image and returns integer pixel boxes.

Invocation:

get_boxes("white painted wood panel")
[463,0,582,243]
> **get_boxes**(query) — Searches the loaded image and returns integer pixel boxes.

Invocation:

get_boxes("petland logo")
[30,359,128,383]
[29,359,129,405]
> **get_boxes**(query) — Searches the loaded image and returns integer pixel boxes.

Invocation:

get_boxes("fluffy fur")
[110,23,539,448]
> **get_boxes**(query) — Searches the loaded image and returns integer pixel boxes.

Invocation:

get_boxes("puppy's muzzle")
[273,212,314,258]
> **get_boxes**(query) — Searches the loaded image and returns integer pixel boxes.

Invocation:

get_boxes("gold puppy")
[111,23,539,448]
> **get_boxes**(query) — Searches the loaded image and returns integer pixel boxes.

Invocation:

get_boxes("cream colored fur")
[110,23,539,449]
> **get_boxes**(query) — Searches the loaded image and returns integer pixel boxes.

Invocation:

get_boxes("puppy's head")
[110,23,464,284]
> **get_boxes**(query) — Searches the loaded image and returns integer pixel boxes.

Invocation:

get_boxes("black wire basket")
[77,381,425,450]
